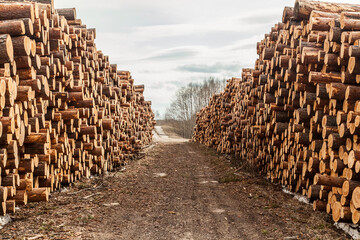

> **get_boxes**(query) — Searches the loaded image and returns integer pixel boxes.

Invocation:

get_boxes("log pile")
[193,0,360,224]
[0,0,155,215]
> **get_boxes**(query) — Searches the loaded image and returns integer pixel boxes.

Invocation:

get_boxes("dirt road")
[0,128,350,239]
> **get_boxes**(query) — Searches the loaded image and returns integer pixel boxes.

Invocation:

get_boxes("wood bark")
[0,0,155,217]
[193,0,360,225]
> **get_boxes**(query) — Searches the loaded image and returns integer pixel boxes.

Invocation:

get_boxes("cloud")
[58,0,334,116]
[178,62,241,73]
[234,43,256,50]
[147,81,165,89]
[167,80,184,87]
[142,47,201,61]
[239,12,280,25]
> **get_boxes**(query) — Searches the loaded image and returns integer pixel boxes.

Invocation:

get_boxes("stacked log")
[193,0,360,224]
[0,0,155,215]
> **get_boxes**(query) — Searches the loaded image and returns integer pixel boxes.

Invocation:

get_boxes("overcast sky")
[55,0,360,117]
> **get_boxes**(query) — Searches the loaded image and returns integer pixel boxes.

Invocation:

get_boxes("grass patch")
[218,173,242,184]
[39,222,54,232]
[76,182,93,189]
[313,224,325,230]
[77,214,94,224]
[205,149,221,157]
[42,205,57,211]
[263,203,280,210]
[271,203,280,209]
[254,179,269,186]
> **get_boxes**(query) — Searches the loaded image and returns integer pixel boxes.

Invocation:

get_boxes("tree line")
[164,77,226,138]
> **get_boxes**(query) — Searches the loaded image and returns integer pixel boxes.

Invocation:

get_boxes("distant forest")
[164,77,226,138]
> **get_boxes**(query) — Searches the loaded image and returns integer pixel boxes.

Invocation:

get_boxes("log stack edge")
[193,0,360,224]
[0,0,156,215]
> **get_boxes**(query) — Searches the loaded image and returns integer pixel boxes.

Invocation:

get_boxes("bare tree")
[154,110,161,120]
[165,77,226,138]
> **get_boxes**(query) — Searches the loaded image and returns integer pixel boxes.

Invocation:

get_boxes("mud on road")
[0,133,350,239]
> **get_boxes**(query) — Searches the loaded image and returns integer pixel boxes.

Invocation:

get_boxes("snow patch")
[0,215,11,229]
[199,180,218,184]
[153,126,188,143]
[103,203,120,207]
[293,194,310,205]
[282,187,360,239]
[212,209,225,214]
[154,173,167,178]
[334,223,360,240]
[282,187,310,205]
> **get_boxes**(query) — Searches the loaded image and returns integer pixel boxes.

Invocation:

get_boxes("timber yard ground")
[0,125,350,240]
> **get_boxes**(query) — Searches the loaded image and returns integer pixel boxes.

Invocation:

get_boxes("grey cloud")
[137,70,152,74]
[239,13,279,25]
[178,63,241,73]
[140,30,258,49]
[147,80,183,89]
[232,43,256,50]
[166,85,179,92]
[147,82,165,89]
[144,49,198,61]
[168,80,184,87]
